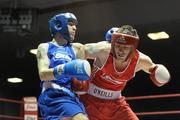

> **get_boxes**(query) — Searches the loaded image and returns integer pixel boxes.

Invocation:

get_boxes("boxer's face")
[114,43,132,61]
[68,20,77,41]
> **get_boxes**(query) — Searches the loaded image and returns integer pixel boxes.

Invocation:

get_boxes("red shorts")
[80,94,138,120]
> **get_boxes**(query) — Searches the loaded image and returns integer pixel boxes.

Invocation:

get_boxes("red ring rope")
[0,115,23,119]
[126,93,180,100]
[136,110,180,116]
[0,93,180,119]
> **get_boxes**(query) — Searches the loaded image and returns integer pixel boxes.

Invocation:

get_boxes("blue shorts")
[38,88,87,120]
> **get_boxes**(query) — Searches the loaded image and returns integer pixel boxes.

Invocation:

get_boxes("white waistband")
[42,82,75,97]
[42,82,61,92]
[88,83,121,100]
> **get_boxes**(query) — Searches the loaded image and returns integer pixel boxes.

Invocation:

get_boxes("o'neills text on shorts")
[88,83,121,100]
[93,88,113,97]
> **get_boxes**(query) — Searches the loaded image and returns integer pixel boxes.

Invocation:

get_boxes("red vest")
[90,50,139,91]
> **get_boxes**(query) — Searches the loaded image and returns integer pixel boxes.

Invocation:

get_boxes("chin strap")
[149,64,171,87]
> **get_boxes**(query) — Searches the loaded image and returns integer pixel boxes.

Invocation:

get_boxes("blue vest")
[41,42,76,89]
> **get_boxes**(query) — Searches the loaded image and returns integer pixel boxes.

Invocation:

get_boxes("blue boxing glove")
[105,27,119,42]
[54,59,91,80]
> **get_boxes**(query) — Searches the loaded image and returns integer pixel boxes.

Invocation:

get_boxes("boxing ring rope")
[0,98,24,120]
[0,115,23,120]
[0,98,24,104]
[126,93,180,100]
[0,97,39,120]
[136,110,180,116]
[0,93,180,119]
[126,93,180,116]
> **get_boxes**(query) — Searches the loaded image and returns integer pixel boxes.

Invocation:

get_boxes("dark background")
[0,0,180,119]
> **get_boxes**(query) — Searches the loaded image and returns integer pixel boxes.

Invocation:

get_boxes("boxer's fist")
[54,59,91,80]
[149,64,170,87]
[72,78,89,94]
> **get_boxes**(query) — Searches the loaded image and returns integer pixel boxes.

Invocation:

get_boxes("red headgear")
[111,33,140,59]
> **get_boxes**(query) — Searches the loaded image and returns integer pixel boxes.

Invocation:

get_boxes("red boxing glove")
[149,64,170,87]
[72,78,89,95]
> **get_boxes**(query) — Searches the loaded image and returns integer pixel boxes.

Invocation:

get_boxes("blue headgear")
[105,27,119,42]
[49,12,77,41]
